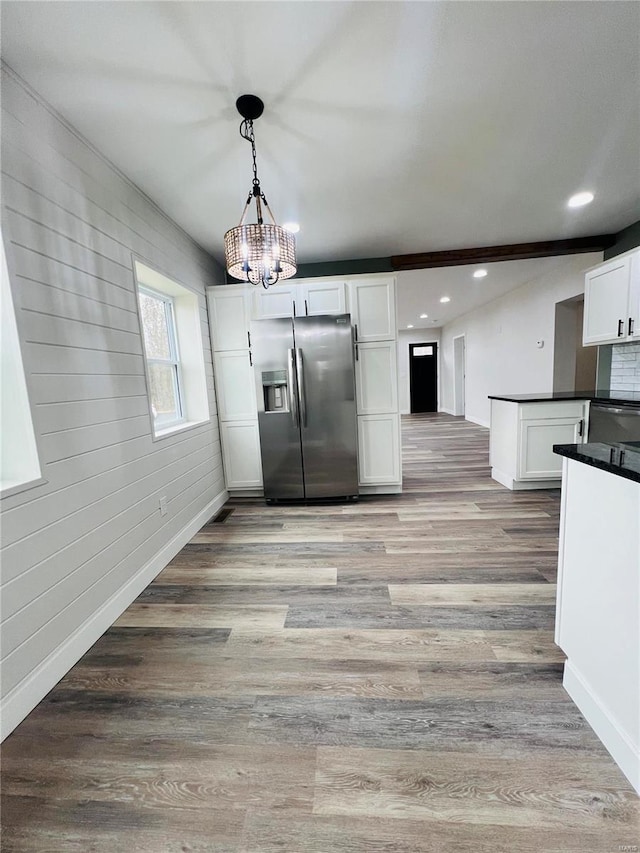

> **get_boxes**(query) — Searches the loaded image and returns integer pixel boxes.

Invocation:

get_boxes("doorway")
[453,334,466,416]
[409,342,438,413]
[553,296,597,393]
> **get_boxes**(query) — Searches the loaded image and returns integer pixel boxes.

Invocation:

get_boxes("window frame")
[137,285,186,431]
[133,258,211,441]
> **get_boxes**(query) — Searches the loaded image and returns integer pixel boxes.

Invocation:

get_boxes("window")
[1,231,45,496]
[134,261,210,439]
[138,287,184,430]
[413,345,434,357]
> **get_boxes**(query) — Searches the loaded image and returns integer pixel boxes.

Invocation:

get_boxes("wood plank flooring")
[2,414,638,851]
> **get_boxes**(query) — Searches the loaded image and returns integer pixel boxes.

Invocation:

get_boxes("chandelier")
[224,95,297,289]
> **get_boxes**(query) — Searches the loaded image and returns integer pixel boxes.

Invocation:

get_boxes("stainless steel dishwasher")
[588,402,640,443]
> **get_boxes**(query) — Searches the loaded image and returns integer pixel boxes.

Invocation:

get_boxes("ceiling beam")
[390,235,616,271]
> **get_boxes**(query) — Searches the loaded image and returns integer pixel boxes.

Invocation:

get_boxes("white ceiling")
[2,1,639,324]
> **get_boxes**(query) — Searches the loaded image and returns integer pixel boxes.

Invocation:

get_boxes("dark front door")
[409,342,438,413]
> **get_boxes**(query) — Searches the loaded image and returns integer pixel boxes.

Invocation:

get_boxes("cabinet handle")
[354,323,359,341]
[248,350,252,367]
[629,317,635,336]
[292,300,296,317]
[618,318,624,336]
[305,299,308,316]
[247,331,251,348]
[355,343,359,361]
[577,418,584,438]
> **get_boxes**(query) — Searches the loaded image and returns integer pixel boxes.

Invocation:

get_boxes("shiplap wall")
[0,65,227,738]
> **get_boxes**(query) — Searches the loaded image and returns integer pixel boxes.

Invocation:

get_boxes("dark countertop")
[488,390,640,406]
[554,442,640,484]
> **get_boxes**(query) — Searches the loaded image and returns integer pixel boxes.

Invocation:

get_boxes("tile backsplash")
[610,342,640,394]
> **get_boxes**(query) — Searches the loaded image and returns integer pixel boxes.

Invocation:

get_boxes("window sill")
[1,475,48,501]
[152,418,211,442]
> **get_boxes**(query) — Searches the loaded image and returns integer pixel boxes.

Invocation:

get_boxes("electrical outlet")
[159,496,168,517]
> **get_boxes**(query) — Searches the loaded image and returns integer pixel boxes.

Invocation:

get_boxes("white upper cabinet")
[355,340,398,414]
[251,279,347,319]
[300,280,346,316]
[583,250,640,345]
[348,277,397,341]
[207,285,251,352]
[251,283,297,320]
[628,252,640,341]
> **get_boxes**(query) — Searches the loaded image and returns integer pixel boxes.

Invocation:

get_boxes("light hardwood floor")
[2,414,638,852]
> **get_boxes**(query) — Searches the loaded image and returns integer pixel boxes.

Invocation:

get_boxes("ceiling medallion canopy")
[224,95,297,289]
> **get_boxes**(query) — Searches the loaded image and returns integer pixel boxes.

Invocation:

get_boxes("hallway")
[2,414,638,851]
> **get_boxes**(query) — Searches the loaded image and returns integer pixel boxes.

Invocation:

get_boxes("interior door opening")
[409,342,438,413]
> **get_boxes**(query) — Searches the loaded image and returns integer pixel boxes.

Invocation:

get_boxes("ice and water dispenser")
[262,369,290,413]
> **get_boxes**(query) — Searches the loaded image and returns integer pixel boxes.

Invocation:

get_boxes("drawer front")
[519,401,586,420]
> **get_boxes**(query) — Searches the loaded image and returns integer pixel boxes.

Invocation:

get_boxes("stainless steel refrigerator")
[250,314,359,501]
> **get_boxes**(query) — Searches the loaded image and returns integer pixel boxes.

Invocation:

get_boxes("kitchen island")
[553,441,640,794]
[488,391,640,489]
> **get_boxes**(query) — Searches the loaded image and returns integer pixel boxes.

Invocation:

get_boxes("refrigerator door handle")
[296,347,307,428]
[287,348,300,428]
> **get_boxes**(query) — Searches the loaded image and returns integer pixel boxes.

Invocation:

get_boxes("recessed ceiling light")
[282,222,300,233]
[567,191,594,208]
[419,313,428,319]
[407,324,414,329]
[473,269,488,279]
[440,296,450,303]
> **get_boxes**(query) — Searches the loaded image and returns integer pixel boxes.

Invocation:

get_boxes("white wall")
[397,328,441,414]
[0,65,227,738]
[439,253,602,427]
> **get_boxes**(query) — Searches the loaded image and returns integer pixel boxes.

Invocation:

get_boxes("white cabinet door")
[349,277,396,342]
[628,251,640,341]
[301,280,346,316]
[355,340,398,414]
[220,421,263,488]
[583,256,632,345]
[207,286,251,352]
[251,284,297,319]
[518,417,584,480]
[214,350,257,421]
[357,414,401,485]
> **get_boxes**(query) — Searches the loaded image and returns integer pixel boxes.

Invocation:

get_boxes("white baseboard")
[563,660,640,794]
[439,407,454,415]
[465,414,490,428]
[228,488,264,498]
[359,484,402,495]
[0,488,228,741]
[491,468,561,491]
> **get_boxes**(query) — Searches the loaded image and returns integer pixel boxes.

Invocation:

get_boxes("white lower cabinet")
[213,350,257,421]
[220,421,263,489]
[355,340,398,414]
[490,399,588,489]
[518,417,584,479]
[357,414,401,486]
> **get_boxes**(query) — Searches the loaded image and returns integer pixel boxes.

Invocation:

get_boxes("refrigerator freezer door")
[251,318,305,500]
[294,314,359,498]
